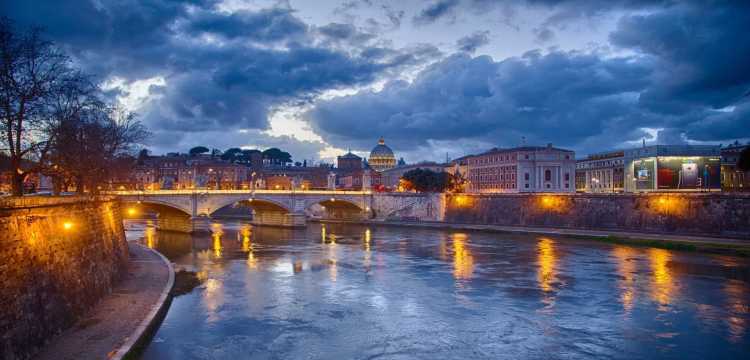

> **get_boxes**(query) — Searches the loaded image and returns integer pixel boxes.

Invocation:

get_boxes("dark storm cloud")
[185,8,308,42]
[456,31,490,53]
[1,0,440,159]
[610,2,750,111]
[308,50,654,152]
[309,0,750,155]
[413,0,460,25]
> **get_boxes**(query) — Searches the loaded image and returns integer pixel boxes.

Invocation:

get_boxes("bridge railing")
[106,189,373,196]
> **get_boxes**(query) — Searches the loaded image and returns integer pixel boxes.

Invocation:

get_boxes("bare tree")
[51,101,148,194]
[0,18,75,195]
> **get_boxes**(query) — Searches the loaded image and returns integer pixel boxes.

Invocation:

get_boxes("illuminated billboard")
[656,157,720,190]
[633,158,655,190]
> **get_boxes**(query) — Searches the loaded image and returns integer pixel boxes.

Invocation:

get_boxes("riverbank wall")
[0,196,129,360]
[443,193,750,239]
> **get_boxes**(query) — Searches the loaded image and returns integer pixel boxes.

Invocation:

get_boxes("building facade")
[466,144,576,193]
[623,145,721,192]
[575,150,625,193]
[721,142,749,192]
[133,155,249,190]
[337,151,363,172]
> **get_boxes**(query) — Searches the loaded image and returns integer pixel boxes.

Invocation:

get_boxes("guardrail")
[105,189,373,196]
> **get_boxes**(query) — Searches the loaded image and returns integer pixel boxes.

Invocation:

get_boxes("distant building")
[261,164,330,190]
[380,162,446,189]
[575,150,625,193]
[623,145,721,192]
[575,145,722,193]
[337,168,380,190]
[368,138,397,172]
[133,154,248,190]
[466,144,576,193]
[337,151,362,171]
[721,142,749,192]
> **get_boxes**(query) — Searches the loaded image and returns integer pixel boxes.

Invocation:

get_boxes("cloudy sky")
[4,0,749,163]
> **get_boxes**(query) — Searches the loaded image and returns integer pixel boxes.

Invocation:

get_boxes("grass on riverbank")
[556,234,750,257]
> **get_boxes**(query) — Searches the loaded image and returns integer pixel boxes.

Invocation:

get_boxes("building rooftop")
[477,144,574,156]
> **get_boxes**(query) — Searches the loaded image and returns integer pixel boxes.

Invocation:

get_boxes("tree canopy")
[400,168,455,192]
[0,19,148,195]
[738,146,750,172]
[263,147,292,165]
[189,146,209,156]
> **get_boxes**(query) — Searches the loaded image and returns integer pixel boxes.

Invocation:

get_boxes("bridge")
[111,190,444,232]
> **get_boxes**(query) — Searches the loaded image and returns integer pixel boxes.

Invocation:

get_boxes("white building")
[466,144,576,193]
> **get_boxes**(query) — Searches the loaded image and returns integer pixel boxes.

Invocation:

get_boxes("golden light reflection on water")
[452,233,474,280]
[203,277,224,323]
[363,228,372,270]
[364,228,371,251]
[537,238,557,293]
[648,248,675,307]
[724,280,748,343]
[145,227,156,249]
[612,246,638,313]
[211,223,223,259]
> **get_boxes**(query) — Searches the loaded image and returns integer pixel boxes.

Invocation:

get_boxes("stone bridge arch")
[304,197,370,220]
[120,199,194,232]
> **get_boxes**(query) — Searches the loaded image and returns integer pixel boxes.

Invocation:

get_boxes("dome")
[369,138,396,172]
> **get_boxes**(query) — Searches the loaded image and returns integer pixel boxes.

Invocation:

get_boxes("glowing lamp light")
[127,207,137,216]
[330,197,335,202]
[62,221,74,230]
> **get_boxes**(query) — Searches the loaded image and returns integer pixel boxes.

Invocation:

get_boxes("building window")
[545,169,551,182]
[525,183,529,188]
[524,173,529,181]
[546,184,551,189]
[564,173,570,181]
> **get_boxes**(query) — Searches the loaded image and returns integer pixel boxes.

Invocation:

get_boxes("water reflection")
[724,280,749,342]
[145,226,156,249]
[126,220,750,360]
[649,248,676,308]
[452,233,474,280]
[536,237,559,310]
[211,223,223,259]
[613,246,638,313]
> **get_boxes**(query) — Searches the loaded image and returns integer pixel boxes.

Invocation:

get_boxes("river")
[125,220,750,359]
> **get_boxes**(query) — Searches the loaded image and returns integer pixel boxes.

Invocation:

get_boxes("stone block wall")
[371,193,445,221]
[445,193,750,238]
[0,197,129,360]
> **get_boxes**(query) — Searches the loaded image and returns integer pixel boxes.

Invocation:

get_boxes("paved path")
[318,219,750,247]
[34,242,171,360]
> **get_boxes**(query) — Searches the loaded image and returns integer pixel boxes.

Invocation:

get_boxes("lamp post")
[250,172,256,192]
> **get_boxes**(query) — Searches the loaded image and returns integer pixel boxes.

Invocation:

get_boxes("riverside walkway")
[34,243,173,360]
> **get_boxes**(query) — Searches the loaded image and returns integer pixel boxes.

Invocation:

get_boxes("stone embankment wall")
[0,197,129,360]
[444,193,750,238]
[371,193,445,221]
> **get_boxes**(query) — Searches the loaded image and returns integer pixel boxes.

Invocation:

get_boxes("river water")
[125,220,750,359]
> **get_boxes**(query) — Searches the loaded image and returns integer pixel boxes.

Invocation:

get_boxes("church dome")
[369,138,396,172]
